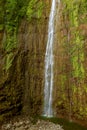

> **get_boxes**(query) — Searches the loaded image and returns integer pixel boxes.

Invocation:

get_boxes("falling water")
[43,0,56,117]
[43,0,60,117]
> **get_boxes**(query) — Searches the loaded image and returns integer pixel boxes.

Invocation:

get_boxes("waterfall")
[43,0,60,117]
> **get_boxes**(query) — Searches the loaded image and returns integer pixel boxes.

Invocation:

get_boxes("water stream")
[43,0,55,117]
[43,0,60,117]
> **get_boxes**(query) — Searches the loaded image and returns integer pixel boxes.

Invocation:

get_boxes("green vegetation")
[0,0,44,71]
[26,0,44,20]
[57,0,87,119]
[0,0,87,126]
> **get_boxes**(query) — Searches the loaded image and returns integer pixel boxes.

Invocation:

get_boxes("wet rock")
[1,118,64,130]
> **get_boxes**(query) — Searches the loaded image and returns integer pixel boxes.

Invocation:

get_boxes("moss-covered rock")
[0,0,87,126]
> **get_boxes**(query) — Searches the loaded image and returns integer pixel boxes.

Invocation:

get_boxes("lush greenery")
[0,0,44,71]
[0,0,87,126]
[58,0,87,119]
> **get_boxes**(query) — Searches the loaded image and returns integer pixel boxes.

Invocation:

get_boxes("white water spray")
[43,0,56,117]
[43,0,60,117]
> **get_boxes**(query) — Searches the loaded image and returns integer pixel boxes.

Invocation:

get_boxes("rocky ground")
[1,117,64,130]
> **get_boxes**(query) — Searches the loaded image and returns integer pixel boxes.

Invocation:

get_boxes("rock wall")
[0,0,87,125]
[0,0,51,123]
[53,1,87,122]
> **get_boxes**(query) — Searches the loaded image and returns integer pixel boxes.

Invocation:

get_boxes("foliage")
[26,0,44,21]
[0,0,44,70]
[62,0,87,119]
[0,0,5,31]
[5,53,14,71]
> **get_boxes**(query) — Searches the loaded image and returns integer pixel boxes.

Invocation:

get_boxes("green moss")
[1,0,44,71]
[0,24,4,31]
[26,0,44,21]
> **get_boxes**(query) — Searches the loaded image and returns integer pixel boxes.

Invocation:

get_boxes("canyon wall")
[0,0,87,125]
[0,0,51,122]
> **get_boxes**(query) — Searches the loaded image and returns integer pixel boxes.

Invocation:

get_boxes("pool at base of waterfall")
[39,116,87,130]
[1,115,87,130]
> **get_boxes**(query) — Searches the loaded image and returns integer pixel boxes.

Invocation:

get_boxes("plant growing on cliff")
[1,0,44,71]
[26,0,44,21]
[0,0,5,31]
[62,0,87,119]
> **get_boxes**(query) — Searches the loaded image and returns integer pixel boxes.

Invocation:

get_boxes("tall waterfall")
[43,0,60,117]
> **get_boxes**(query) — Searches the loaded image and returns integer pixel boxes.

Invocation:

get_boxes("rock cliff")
[0,0,87,125]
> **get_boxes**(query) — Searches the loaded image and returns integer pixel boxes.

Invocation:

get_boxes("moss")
[26,0,44,21]
[1,0,44,71]
[0,24,4,31]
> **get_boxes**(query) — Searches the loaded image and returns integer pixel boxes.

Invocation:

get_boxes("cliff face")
[0,0,87,124]
[0,0,51,122]
[53,1,87,122]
